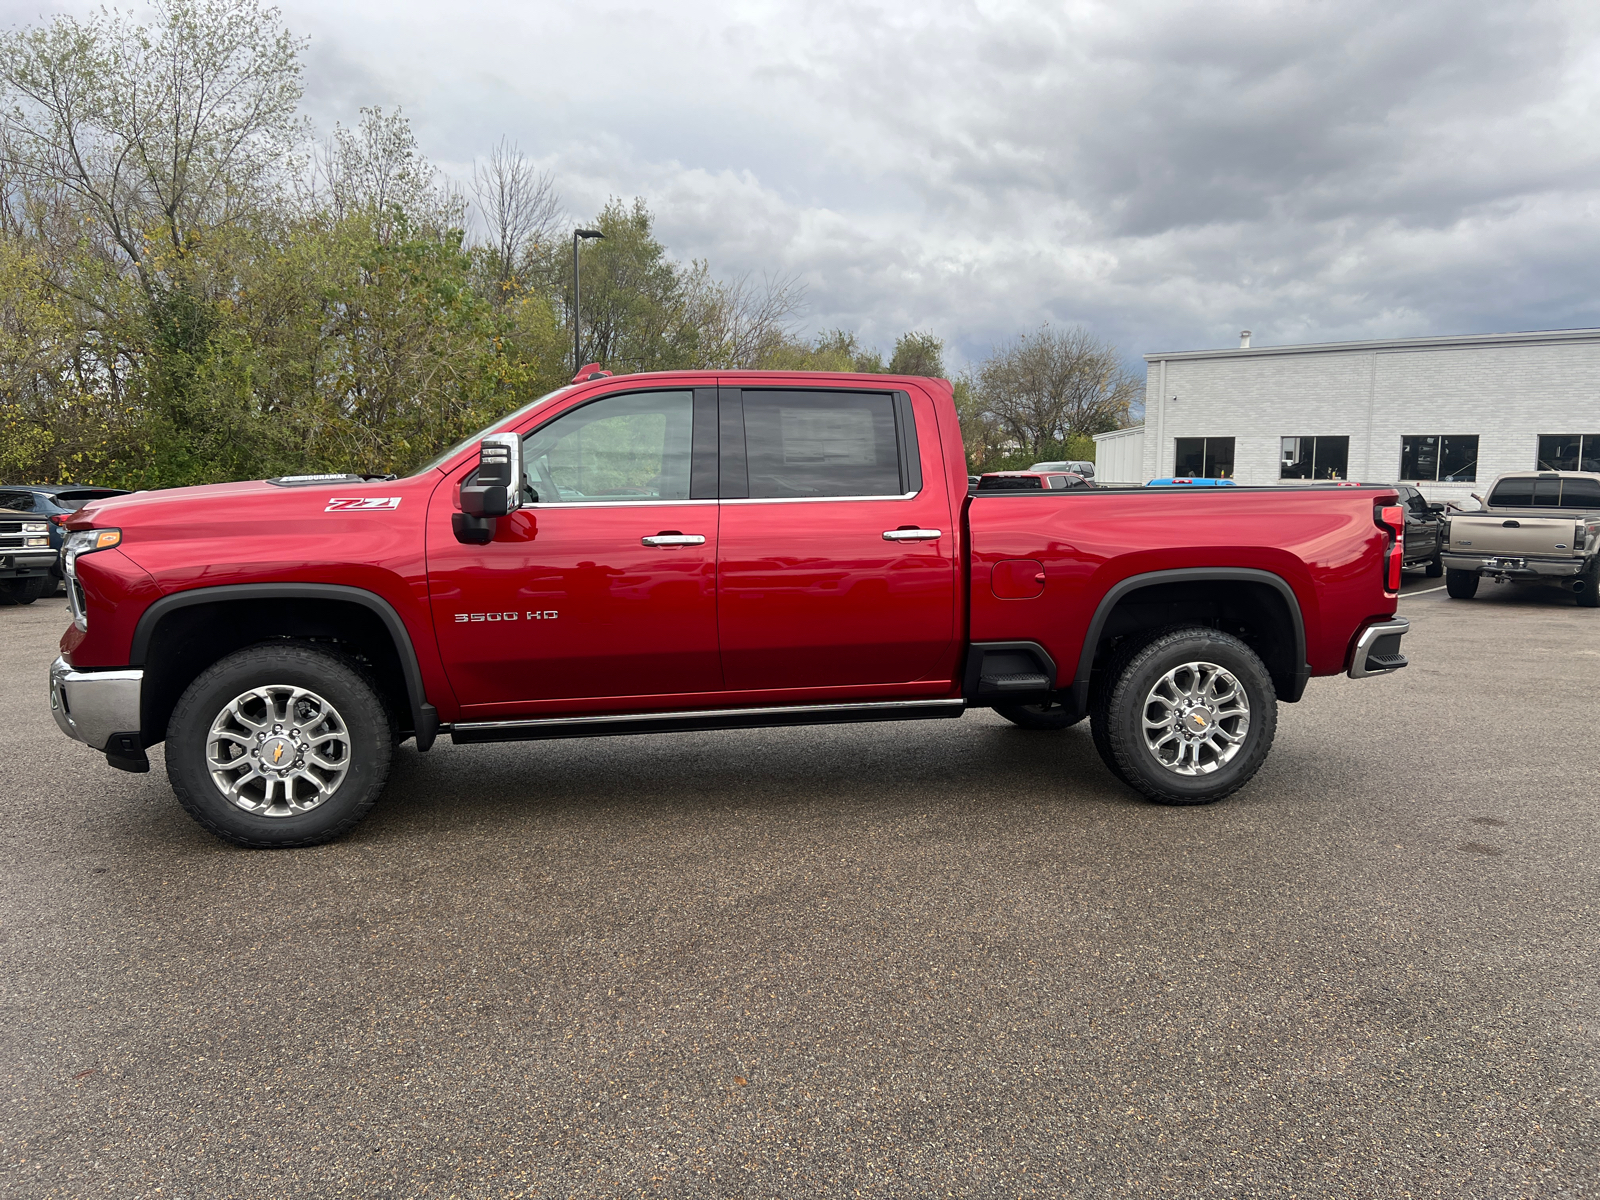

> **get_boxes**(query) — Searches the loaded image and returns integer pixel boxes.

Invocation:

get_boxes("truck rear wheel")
[995,701,1083,730]
[166,644,394,848]
[1578,560,1599,608]
[1091,627,1277,806]
[1445,568,1479,599]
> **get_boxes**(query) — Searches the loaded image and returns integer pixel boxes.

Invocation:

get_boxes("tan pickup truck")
[1441,471,1600,607]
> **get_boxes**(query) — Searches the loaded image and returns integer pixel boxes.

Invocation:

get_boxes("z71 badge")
[325,496,401,512]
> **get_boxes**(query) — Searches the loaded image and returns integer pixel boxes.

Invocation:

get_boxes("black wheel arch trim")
[1068,568,1310,711]
[129,582,439,751]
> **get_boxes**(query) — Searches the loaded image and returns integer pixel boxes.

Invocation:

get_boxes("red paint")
[60,369,1402,733]
[991,559,1046,599]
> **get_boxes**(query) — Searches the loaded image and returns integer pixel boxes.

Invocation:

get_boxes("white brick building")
[1100,328,1600,503]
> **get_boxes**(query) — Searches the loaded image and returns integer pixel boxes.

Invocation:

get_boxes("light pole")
[572,228,605,374]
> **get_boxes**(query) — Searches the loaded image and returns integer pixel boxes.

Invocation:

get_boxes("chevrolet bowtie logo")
[273,743,284,763]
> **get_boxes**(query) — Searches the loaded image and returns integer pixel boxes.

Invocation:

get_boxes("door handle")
[641,532,706,547]
[883,528,942,542]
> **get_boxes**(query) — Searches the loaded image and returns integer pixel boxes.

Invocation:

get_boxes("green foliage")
[0,0,1136,491]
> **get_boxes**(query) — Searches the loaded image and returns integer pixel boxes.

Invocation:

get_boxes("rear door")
[714,386,956,691]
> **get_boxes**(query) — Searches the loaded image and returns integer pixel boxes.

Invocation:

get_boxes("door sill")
[448,698,966,744]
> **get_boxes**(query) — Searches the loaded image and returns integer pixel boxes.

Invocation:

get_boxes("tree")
[888,331,944,377]
[680,266,805,369]
[968,325,1137,466]
[0,0,304,293]
[318,106,462,239]
[470,138,561,306]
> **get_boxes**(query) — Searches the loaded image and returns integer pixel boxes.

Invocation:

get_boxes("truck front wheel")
[0,575,48,605]
[1445,568,1479,599]
[166,644,395,848]
[1091,627,1277,806]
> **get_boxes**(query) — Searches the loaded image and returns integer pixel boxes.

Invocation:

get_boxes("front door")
[715,386,957,692]
[429,388,721,711]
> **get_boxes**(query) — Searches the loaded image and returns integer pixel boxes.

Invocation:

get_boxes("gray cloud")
[6,0,1600,368]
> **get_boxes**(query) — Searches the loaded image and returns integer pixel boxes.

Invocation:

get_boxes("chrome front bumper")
[50,656,143,752]
[1348,616,1409,679]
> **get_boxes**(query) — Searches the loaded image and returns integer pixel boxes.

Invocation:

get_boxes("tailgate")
[1452,515,1580,557]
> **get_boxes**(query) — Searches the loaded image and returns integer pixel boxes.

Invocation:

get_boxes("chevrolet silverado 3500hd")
[51,371,1412,846]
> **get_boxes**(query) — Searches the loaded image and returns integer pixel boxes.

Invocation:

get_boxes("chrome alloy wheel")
[206,685,352,817]
[1140,661,1250,776]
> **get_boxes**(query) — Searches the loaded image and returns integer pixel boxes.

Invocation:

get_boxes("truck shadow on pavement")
[359,713,1147,842]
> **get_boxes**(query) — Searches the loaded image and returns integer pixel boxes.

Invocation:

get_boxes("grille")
[0,535,23,549]
[0,521,22,534]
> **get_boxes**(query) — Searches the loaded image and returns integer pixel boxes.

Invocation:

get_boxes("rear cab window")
[1489,476,1599,509]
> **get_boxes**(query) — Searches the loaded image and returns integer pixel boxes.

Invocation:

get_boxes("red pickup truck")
[50,371,1411,847]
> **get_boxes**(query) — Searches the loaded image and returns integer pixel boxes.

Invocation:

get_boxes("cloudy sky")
[10,0,1600,368]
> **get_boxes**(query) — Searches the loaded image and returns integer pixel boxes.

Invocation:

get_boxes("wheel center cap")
[265,737,294,766]
[1184,708,1213,733]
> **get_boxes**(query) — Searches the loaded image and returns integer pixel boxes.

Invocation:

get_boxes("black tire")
[1445,568,1479,599]
[1578,560,1599,608]
[166,643,394,848]
[1090,626,1277,806]
[994,701,1084,731]
[0,575,48,605]
[1424,555,1443,578]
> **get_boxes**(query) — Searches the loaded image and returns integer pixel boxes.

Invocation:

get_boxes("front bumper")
[1440,554,1585,579]
[49,656,142,752]
[1348,616,1409,679]
[2,551,57,577]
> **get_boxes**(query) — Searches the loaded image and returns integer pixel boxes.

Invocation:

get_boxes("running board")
[449,698,968,744]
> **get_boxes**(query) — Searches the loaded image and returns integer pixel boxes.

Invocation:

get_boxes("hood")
[62,476,418,530]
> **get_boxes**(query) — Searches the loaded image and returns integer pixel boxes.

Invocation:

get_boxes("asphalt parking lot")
[2,576,1596,1198]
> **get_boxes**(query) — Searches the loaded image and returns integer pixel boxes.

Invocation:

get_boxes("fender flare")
[130,582,439,751]
[1068,567,1310,711]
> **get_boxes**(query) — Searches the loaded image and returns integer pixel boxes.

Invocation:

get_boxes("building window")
[1400,434,1478,483]
[1280,436,1350,480]
[1173,437,1235,478]
[1537,434,1600,473]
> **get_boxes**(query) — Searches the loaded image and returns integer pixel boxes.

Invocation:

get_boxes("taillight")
[1376,504,1405,593]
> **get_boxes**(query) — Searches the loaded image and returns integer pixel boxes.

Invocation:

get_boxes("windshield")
[415,386,574,474]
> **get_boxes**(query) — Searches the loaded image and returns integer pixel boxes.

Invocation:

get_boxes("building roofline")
[1143,327,1600,364]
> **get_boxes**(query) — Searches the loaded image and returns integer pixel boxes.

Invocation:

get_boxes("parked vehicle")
[1028,460,1096,480]
[0,485,133,595]
[1147,477,1238,487]
[0,504,56,604]
[1390,484,1445,576]
[51,370,1412,847]
[1439,471,1600,606]
[978,470,1092,491]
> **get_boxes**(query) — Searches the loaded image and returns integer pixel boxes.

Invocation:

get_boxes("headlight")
[23,521,47,534]
[61,528,121,632]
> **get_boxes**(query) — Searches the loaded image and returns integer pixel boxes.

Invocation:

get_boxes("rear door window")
[739,391,902,499]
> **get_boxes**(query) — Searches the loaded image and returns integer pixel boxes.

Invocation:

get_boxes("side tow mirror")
[454,433,523,544]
